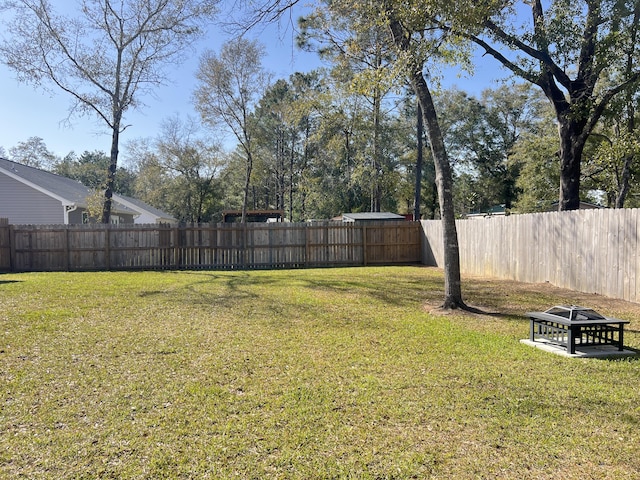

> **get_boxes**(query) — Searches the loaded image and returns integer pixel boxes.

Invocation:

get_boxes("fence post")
[305,224,309,267]
[173,225,180,269]
[65,226,71,271]
[0,218,11,272]
[10,225,17,272]
[242,223,248,269]
[362,225,368,266]
[105,225,111,271]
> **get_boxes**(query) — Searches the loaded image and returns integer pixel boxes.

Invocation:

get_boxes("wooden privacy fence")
[6,209,640,303]
[0,221,422,272]
[422,208,640,304]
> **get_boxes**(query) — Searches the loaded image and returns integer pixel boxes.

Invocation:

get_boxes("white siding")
[0,173,65,224]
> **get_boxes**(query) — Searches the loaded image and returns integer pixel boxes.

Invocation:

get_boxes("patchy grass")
[1,266,639,479]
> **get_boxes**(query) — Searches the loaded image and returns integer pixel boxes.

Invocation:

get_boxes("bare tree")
[227,0,302,32]
[156,115,224,223]
[0,0,218,223]
[194,37,270,223]
[8,136,57,169]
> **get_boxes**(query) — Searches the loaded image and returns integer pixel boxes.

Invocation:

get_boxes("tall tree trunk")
[372,52,383,212]
[278,127,286,211]
[617,84,637,208]
[413,73,465,309]
[414,101,423,221]
[344,129,354,213]
[388,17,465,309]
[557,120,585,211]
[102,123,120,224]
[617,8,639,209]
[538,70,589,212]
[289,131,295,221]
[242,153,253,223]
[616,154,634,208]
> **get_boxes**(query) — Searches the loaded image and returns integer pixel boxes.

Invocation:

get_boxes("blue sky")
[0,2,322,159]
[0,2,509,161]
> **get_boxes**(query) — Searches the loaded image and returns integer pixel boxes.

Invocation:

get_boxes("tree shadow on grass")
[134,268,448,317]
[135,268,527,322]
[425,302,514,320]
[137,271,263,305]
[133,268,638,332]
[300,268,450,309]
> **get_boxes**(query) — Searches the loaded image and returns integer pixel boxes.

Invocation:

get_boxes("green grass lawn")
[1,266,639,479]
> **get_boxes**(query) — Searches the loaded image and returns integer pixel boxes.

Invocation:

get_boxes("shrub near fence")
[422,208,640,304]
[0,221,422,272]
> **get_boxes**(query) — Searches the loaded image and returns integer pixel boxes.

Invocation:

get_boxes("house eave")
[0,166,77,206]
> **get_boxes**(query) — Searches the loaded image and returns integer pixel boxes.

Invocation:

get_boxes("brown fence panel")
[106,224,169,270]
[1,221,421,272]
[68,224,107,270]
[306,222,364,267]
[11,225,69,271]
[356,222,421,266]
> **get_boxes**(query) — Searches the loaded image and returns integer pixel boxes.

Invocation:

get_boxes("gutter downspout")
[64,204,78,225]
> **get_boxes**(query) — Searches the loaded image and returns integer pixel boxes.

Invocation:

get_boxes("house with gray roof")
[113,194,176,224]
[0,157,175,225]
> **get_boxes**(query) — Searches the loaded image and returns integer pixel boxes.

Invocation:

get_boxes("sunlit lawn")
[1,266,639,479]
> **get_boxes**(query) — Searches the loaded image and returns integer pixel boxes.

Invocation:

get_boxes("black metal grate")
[544,305,605,321]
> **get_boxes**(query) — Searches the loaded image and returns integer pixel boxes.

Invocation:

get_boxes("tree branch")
[482,19,572,89]
[580,71,640,145]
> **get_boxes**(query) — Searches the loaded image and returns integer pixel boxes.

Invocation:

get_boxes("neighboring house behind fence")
[0,157,175,225]
[112,195,176,224]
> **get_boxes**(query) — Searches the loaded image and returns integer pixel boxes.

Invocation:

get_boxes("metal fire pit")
[526,305,629,354]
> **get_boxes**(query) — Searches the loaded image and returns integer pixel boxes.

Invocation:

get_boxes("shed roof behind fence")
[342,212,406,222]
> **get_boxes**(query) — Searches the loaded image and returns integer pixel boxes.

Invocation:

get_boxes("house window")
[82,212,90,224]
[110,215,121,225]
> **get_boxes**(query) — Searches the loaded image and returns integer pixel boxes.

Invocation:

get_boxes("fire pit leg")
[529,318,536,342]
[618,324,625,351]
[568,325,578,354]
